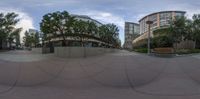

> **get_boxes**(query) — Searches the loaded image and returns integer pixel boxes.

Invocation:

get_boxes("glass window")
[176,12,184,17]
[159,12,172,26]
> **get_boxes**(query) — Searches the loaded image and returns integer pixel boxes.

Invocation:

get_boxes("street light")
[146,20,153,55]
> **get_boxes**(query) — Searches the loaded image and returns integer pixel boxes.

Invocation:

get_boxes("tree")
[23,31,31,47]
[10,28,22,48]
[23,31,35,47]
[169,16,187,50]
[73,20,100,47]
[192,14,200,48]
[40,11,75,46]
[152,36,173,48]
[88,21,98,37]
[105,24,120,47]
[184,19,194,41]
[99,24,110,46]
[153,27,173,48]
[0,12,21,49]
[98,24,120,47]
[34,31,40,47]
[40,11,120,48]
[23,31,40,48]
[73,20,88,46]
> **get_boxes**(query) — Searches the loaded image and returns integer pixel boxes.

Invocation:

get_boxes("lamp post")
[146,20,153,55]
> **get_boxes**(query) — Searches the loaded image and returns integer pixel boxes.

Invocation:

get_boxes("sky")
[1,0,200,45]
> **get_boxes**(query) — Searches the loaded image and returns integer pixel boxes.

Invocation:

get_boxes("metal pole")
[148,24,151,55]
[146,20,153,55]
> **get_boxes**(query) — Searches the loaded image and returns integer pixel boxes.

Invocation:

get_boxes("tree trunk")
[61,33,66,46]
[176,42,178,50]
[0,39,2,50]
[9,41,12,50]
[81,37,84,47]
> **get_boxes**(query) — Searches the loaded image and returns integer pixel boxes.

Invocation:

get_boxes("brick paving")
[0,50,200,99]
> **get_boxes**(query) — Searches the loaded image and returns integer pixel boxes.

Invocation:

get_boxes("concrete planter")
[54,47,117,58]
[31,48,50,54]
[31,48,42,54]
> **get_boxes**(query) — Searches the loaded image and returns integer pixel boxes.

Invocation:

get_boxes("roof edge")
[139,11,186,22]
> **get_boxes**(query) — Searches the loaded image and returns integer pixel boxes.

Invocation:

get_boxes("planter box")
[154,48,174,54]
[153,48,175,57]
[31,48,50,54]
[54,47,117,58]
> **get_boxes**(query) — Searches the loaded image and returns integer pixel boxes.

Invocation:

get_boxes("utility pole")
[146,20,153,55]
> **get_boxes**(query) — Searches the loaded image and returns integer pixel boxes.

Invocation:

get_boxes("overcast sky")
[1,0,200,44]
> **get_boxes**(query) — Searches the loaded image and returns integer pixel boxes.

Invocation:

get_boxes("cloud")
[1,0,200,46]
[0,8,35,43]
[77,10,125,28]
[75,10,125,44]
[29,0,80,7]
[165,3,200,19]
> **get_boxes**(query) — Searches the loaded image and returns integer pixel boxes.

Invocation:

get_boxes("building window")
[159,12,172,26]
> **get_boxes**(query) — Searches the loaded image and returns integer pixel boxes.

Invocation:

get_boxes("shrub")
[176,49,200,54]
[152,36,173,48]
[133,48,148,53]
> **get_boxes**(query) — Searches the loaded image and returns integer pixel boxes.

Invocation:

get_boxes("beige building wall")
[157,13,160,27]
[133,11,186,46]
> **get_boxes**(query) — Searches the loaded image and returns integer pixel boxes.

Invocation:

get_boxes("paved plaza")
[1,50,200,99]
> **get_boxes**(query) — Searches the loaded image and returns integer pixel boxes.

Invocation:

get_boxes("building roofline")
[125,22,139,25]
[139,11,186,22]
[71,14,103,25]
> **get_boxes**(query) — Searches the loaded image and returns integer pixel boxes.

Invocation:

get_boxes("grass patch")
[176,49,200,54]
[133,48,148,53]
[133,48,200,55]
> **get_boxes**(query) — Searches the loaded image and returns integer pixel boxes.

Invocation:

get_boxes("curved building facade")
[45,15,114,48]
[72,14,103,27]
[133,11,186,45]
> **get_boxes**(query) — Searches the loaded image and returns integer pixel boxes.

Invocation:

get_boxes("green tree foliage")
[34,32,40,47]
[98,24,120,47]
[23,31,40,48]
[40,11,75,46]
[152,36,173,48]
[73,20,88,46]
[0,12,22,49]
[153,27,173,48]
[192,14,200,48]
[152,15,200,49]
[169,16,187,47]
[153,28,171,37]
[23,31,31,47]
[105,24,120,46]
[40,11,121,48]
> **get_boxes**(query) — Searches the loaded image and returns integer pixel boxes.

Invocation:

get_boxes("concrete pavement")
[0,50,200,99]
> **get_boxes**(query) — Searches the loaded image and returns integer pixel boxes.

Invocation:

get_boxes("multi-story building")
[45,15,114,48]
[28,29,38,34]
[72,14,103,27]
[124,22,140,49]
[133,11,186,45]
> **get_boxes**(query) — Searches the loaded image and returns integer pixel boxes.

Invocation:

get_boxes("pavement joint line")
[2,50,200,97]
[0,63,21,94]
[123,54,178,96]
